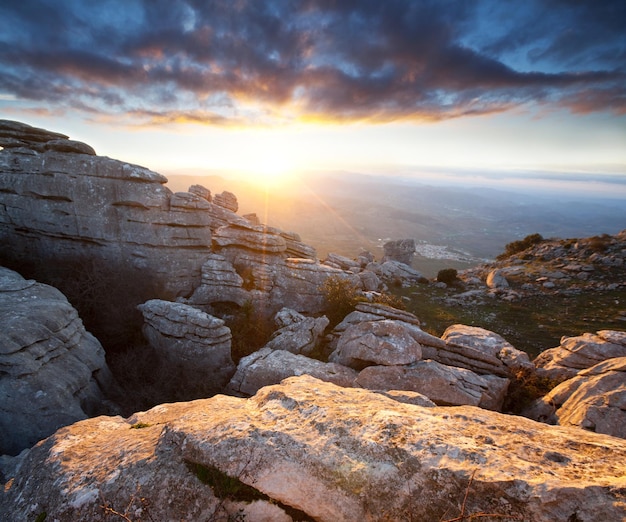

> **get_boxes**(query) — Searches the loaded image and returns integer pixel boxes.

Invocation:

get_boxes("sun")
[234,144,299,189]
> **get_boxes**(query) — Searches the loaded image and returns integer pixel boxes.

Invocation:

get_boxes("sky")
[1,0,625,189]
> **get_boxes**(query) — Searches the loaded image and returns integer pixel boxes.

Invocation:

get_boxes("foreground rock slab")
[2,376,626,521]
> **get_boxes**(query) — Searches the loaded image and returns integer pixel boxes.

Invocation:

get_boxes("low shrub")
[319,275,363,327]
[436,268,458,285]
[497,233,544,260]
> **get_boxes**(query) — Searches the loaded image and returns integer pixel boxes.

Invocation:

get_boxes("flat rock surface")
[2,376,626,521]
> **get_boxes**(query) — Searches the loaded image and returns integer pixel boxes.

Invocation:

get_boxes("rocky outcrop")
[329,320,422,370]
[188,254,361,317]
[0,123,214,297]
[356,360,509,410]
[524,357,626,439]
[227,348,357,396]
[439,324,533,377]
[264,309,329,356]
[367,260,425,286]
[3,376,626,521]
[281,231,317,260]
[213,190,238,212]
[381,238,415,265]
[184,253,248,308]
[0,119,95,155]
[456,231,626,304]
[0,267,114,456]
[137,299,235,393]
[323,252,361,271]
[534,330,626,380]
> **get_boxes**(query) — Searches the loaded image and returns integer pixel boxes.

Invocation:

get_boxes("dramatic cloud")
[1,0,624,125]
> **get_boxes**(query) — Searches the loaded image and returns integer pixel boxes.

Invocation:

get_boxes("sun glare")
[242,150,295,188]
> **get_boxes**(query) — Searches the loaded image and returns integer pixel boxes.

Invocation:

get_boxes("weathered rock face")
[439,324,533,377]
[0,119,95,155]
[3,376,626,521]
[356,360,509,410]
[524,357,626,439]
[0,267,114,456]
[367,259,424,286]
[329,319,423,370]
[188,254,361,317]
[381,238,415,265]
[265,311,329,356]
[323,252,361,271]
[137,299,235,393]
[226,347,357,396]
[534,330,626,380]
[0,125,214,297]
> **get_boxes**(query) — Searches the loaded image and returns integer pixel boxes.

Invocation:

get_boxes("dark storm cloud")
[1,0,624,124]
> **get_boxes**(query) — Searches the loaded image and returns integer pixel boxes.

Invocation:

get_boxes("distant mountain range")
[165,170,626,276]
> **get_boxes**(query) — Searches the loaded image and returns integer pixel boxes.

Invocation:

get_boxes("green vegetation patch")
[185,460,315,521]
[398,285,626,358]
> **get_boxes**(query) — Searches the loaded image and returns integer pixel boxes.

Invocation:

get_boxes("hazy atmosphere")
[1,0,624,188]
[3,3,626,519]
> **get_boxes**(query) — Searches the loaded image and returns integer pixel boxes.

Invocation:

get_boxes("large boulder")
[329,319,422,370]
[534,330,626,380]
[137,299,235,393]
[439,324,533,377]
[0,267,114,455]
[524,357,626,439]
[2,376,626,521]
[381,239,415,265]
[356,359,509,410]
[368,260,425,286]
[226,347,357,396]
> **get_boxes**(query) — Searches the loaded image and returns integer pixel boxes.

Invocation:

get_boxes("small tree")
[320,275,362,327]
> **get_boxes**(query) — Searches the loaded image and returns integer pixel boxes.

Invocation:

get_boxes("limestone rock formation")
[183,253,248,308]
[264,310,329,356]
[137,299,235,393]
[226,348,357,396]
[213,190,239,212]
[356,360,509,411]
[367,259,425,286]
[323,252,361,271]
[0,267,114,456]
[0,119,95,155]
[3,376,626,521]
[534,330,626,380]
[281,231,317,260]
[188,254,361,317]
[0,123,214,297]
[356,360,509,410]
[524,357,626,439]
[329,319,422,370]
[381,238,415,265]
[440,324,533,377]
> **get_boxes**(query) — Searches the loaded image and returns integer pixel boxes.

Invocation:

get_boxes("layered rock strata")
[0,267,114,455]
[524,356,626,438]
[0,124,214,296]
[137,299,235,393]
[534,330,626,380]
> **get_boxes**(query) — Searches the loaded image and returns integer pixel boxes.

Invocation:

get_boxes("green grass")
[399,285,626,358]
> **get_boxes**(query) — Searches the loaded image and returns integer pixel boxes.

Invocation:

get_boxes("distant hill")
[164,170,626,277]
